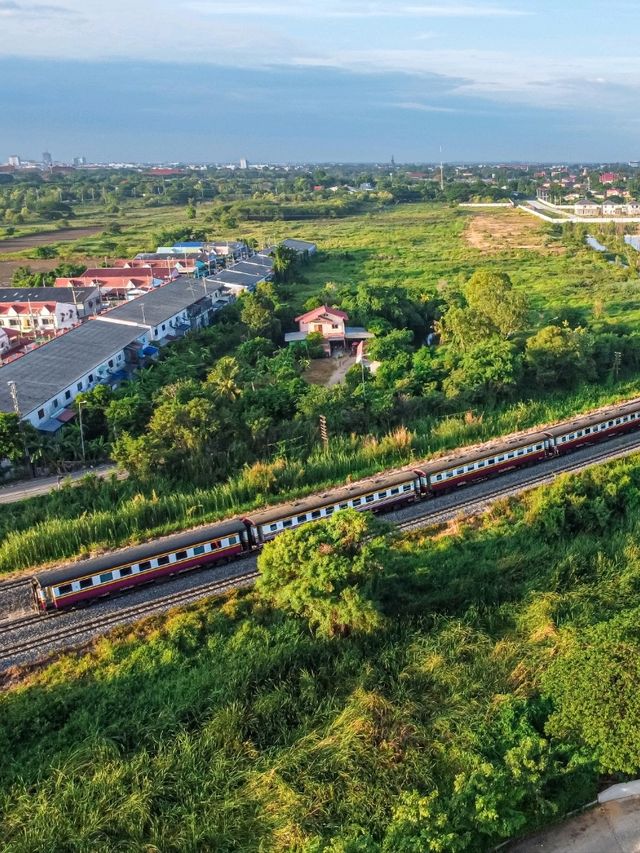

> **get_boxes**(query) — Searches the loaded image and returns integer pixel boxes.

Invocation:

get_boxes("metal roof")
[97,277,216,328]
[245,469,415,527]
[282,238,317,252]
[214,270,264,287]
[0,287,97,304]
[229,261,273,276]
[0,319,143,416]
[34,518,247,586]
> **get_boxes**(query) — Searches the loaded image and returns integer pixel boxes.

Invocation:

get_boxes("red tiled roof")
[295,304,349,323]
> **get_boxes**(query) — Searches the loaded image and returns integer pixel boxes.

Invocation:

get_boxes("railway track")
[0,577,31,594]
[0,569,259,666]
[2,428,640,670]
[395,435,640,532]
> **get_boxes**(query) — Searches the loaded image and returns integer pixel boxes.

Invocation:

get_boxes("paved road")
[0,464,121,505]
[511,797,640,852]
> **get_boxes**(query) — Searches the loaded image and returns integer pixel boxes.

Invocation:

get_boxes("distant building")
[240,158,248,170]
[284,305,373,356]
[73,156,87,167]
[55,268,164,302]
[281,238,317,257]
[600,172,619,184]
[574,199,601,216]
[7,155,20,168]
[42,151,52,167]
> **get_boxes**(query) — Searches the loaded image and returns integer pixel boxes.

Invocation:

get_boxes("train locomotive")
[31,396,640,612]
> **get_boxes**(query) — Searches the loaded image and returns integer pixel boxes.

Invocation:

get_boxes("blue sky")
[1,0,639,163]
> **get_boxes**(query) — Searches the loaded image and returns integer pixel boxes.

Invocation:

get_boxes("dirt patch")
[304,355,357,386]
[0,226,104,253]
[0,258,101,286]
[464,211,565,255]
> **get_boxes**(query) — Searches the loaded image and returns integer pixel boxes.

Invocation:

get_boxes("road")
[0,464,121,505]
[511,797,640,852]
[2,428,640,673]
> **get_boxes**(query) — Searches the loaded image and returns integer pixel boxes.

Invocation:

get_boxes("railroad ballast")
[31,396,640,611]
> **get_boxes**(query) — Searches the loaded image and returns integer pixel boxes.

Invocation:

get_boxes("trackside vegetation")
[3,458,640,849]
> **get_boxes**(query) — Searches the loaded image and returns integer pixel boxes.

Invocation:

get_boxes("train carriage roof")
[544,399,640,436]
[34,518,246,587]
[245,469,417,527]
[414,430,551,476]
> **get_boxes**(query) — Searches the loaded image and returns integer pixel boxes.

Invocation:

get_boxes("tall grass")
[2,377,640,574]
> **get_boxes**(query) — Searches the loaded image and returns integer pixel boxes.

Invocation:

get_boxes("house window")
[88,374,94,382]
[108,359,114,368]
[65,390,71,400]
[52,398,59,409]
[37,408,44,420]
[77,382,82,391]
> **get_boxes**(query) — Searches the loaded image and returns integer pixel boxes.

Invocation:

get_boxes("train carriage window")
[79,577,94,589]
[339,503,349,510]
[378,490,388,498]
[365,495,375,503]
[616,419,621,424]
[402,484,412,491]
[456,468,464,475]
[584,427,591,434]
[193,545,206,556]
[228,536,238,545]
[352,498,362,507]
[446,471,454,479]
[325,506,334,515]
[488,458,495,465]
[176,551,188,561]
[157,555,170,566]
[296,515,307,524]
[609,420,614,427]
[478,460,486,467]
[269,523,278,532]
[57,584,72,596]
[517,449,524,456]
[99,572,113,584]
[498,455,505,462]
[119,566,132,577]
[390,486,400,494]
[283,518,293,527]
[139,560,151,571]
[311,510,322,519]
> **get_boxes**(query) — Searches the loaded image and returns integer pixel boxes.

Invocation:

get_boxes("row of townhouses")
[0,237,316,431]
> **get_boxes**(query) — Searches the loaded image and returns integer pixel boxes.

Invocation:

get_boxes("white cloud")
[188,1,530,17]
[393,101,459,112]
[0,0,77,16]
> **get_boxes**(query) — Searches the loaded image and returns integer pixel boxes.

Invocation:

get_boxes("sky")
[1,0,639,163]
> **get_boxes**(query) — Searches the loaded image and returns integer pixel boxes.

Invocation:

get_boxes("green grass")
[3,456,640,849]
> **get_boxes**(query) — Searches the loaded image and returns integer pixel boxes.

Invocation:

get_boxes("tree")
[543,611,640,774]
[443,339,521,404]
[525,324,595,389]
[0,413,24,463]
[272,245,298,283]
[257,509,391,638]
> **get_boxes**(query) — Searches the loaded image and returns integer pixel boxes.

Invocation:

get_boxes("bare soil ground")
[465,211,565,255]
[0,258,100,286]
[304,355,357,386]
[0,226,103,253]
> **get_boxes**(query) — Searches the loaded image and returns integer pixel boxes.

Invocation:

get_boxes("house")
[626,201,640,215]
[284,305,373,355]
[56,268,164,301]
[0,286,101,337]
[600,172,619,184]
[574,199,601,216]
[602,200,624,216]
[282,238,317,257]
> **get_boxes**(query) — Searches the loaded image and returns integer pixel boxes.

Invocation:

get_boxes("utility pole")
[319,415,329,451]
[613,350,622,382]
[7,380,34,477]
[77,400,86,464]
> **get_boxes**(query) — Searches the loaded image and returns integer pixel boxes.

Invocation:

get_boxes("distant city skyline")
[1,1,639,162]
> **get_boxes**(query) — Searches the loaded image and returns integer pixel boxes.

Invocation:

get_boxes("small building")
[627,201,640,215]
[574,199,601,216]
[284,305,373,356]
[56,268,164,302]
[282,238,317,257]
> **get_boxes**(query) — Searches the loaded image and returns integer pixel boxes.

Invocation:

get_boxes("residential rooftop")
[0,287,97,304]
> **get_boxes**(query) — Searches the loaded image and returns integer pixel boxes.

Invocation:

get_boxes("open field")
[0,226,104,252]
[464,209,565,254]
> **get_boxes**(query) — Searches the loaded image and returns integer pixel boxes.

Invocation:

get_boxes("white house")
[0,287,101,337]
[0,328,10,357]
[574,199,601,216]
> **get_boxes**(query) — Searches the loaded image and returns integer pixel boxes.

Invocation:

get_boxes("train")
[31,396,640,612]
